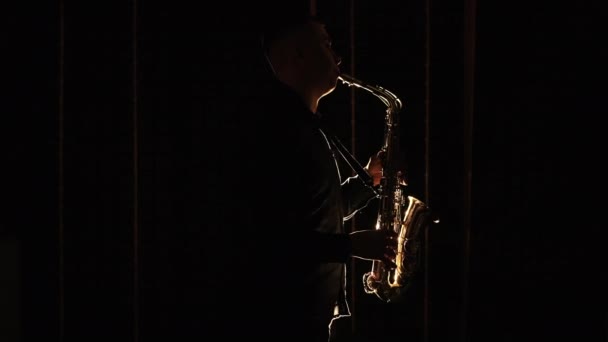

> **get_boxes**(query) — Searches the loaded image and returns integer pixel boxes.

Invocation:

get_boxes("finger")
[384,248,397,259]
[386,237,398,254]
[384,228,397,236]
[385,230,398,240]
[383,255,397,269]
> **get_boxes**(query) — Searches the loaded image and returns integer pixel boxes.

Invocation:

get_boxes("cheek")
[313,52,332,69]
[324,51,338,67]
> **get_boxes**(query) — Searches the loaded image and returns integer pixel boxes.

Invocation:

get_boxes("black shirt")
[206,76,376,334]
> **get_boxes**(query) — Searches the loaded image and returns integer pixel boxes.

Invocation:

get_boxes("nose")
[333,51,342,66]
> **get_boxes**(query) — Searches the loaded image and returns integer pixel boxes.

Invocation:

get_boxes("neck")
[297,89,318,113]
[278,75,320,113]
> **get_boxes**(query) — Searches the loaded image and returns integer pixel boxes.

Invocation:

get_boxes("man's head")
[261,14,342,113]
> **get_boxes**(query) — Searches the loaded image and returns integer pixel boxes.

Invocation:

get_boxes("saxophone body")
[338,73,432,303]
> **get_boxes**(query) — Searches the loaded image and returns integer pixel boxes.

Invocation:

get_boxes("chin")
[325,82,338,96]
[318,76,339,98]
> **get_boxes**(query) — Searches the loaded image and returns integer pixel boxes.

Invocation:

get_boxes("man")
[204,13,397,342]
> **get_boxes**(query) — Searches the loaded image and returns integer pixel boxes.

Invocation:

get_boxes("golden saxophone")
[338,73,432,302]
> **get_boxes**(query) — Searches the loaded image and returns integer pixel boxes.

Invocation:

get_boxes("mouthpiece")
[337,73,361,87]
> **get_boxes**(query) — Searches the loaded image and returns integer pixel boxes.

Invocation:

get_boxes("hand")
[365,150,409,187]
[349,229,397,269]
[364,150,385,187]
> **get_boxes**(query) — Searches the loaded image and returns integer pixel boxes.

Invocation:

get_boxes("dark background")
[3,0,607,341]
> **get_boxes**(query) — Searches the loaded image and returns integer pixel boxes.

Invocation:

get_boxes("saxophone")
[338,73,432,303]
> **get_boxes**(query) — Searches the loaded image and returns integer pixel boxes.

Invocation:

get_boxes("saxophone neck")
[338,73,403,111]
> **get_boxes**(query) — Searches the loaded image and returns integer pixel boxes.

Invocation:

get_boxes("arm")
[341,175,377,220]
[341,151,384,220]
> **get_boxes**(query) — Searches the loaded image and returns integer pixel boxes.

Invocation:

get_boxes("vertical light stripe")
[131,0,139,340]
[58,1,65,340]
[462,0,477,340]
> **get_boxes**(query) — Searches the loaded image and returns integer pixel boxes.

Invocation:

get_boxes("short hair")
[259,11,322,54]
